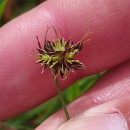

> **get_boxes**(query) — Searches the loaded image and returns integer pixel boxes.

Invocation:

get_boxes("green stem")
[54,78,70,121]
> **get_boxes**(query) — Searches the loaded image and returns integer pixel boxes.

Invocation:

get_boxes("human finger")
[35,60,130,130]
[0,0,130,120]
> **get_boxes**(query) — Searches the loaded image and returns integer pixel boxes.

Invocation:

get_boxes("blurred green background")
[0,0,104,129]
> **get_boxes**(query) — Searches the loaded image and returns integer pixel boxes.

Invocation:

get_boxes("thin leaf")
[0,0,7,21]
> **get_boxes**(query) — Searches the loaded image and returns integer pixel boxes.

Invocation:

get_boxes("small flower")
[36,27,88,79]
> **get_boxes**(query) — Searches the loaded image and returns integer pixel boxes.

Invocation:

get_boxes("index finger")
[0,0,130,120]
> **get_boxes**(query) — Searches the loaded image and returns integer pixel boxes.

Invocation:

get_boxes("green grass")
[0,0,7,21]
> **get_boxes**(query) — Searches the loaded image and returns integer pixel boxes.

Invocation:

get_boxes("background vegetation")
[0,0,104,129]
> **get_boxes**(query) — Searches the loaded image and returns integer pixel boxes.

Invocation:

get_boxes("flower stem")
[54,78,70,121]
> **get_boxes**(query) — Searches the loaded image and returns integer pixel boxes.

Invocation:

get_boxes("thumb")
[58,96,129,130]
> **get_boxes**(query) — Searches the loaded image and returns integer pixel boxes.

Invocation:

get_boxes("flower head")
[36,27,87,79]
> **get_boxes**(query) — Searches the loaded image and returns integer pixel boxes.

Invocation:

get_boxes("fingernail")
[58,113,127,130]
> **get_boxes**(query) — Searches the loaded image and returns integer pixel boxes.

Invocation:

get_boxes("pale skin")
[0,0,130,130]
